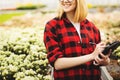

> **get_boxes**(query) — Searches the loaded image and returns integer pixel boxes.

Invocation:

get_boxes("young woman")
[44,0,110,80]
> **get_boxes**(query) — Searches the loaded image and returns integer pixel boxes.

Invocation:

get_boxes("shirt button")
[78,41,81,44]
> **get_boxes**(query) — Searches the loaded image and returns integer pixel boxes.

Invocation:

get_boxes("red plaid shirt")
[44,15,101,80]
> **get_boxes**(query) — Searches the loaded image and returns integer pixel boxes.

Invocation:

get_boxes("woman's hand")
[91,42,111,66]
[91,42,105,59]
[94,52,110,66]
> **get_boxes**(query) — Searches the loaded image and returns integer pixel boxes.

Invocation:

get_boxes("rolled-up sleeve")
[43,20,63,67]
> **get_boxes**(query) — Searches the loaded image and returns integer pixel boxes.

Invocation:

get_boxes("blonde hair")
[57,0,88,22]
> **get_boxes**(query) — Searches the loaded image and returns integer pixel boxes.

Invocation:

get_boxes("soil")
[106,59,120,80]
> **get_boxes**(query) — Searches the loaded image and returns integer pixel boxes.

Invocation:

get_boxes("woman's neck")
[66,11,75,22]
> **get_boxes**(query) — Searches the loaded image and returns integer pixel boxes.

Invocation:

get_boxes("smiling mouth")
[63,4,71,8]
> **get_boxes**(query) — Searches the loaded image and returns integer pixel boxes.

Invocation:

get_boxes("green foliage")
[105,28,120,60]
[0,12,25,24]
[16,3,46,10]
[113,47,120,58]
[17,6,37,10]
[0,27,51,80]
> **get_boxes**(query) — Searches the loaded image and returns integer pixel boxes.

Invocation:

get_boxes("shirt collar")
[61,13,88,27]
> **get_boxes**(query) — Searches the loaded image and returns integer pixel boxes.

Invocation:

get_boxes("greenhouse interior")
[0,0,120,80]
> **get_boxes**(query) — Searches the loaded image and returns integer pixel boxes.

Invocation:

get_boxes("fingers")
[107,49,112,56]
[94,54,103,65]
[94,52,110,66]
[93,61,99,66]
[98,42,106,47]
[97,42,106,53]
[93,42,111,66]
[99,53,107,59]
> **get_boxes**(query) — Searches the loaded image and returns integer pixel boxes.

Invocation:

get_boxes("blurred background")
[0,0,120,80]
[0,0,120,10]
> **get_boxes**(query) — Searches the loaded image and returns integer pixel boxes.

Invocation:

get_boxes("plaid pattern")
[44,15,101,80]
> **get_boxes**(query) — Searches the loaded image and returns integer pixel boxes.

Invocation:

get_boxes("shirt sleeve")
[43,20,64,67]
[91,23,101,44]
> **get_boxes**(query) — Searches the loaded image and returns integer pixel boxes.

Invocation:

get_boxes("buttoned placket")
[71,21,82,45]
